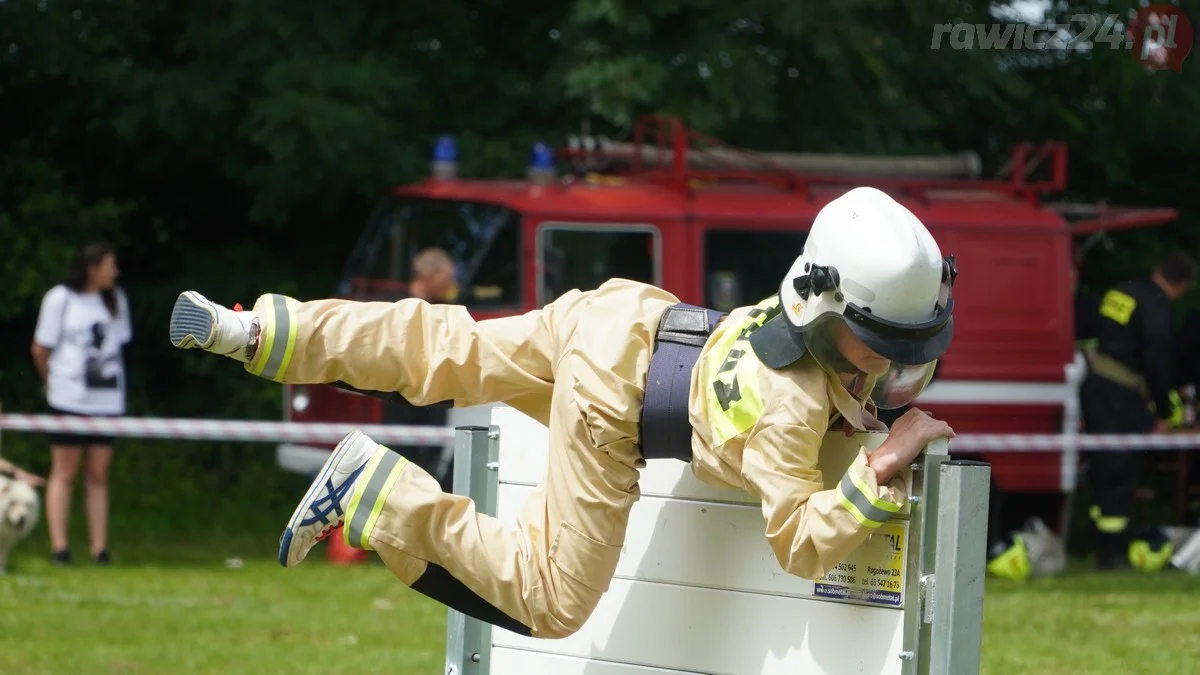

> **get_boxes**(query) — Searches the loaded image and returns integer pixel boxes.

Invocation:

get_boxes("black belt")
[638,303,726,462]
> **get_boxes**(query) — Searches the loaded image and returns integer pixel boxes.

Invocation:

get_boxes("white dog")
[0,474,41,573]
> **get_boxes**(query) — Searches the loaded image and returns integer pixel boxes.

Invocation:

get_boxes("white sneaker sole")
[277,430,375,567]
[169,291,217,350]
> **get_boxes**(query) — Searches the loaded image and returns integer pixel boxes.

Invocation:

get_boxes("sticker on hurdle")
[444,406,988,675]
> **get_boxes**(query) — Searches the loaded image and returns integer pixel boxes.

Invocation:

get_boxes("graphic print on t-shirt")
[85,322,121,390]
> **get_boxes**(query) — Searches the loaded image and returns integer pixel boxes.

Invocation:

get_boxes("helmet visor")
[801,314,888,378]
[868,360,938,409]
[793,314,937,409]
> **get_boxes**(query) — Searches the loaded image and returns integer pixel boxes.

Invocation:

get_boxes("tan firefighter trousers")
[246,279,679,638]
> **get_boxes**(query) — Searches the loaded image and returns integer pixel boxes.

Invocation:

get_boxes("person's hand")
[0,459,45,487]
[16,468,45,488]
[867,408,955,484]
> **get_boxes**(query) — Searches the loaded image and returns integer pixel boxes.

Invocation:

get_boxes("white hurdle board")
[444,405,988,675]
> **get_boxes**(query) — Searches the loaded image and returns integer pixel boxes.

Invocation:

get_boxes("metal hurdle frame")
[444,425,501,675]
[443,425,989,675]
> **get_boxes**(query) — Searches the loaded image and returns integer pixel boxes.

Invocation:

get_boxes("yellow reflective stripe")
[247,294,300,381]
[838,490,883,528]
[342,448,388,548]
[849,469,901,514]
[1098,289,1137,326]
[358,456,408,550]
[275,312,299,382]
[1169,389,1185,427]
[261,295,298,381]
[837,470,899,529]
[343,448,409,550]
[1087,352,1147,393]
[706,297,775,445]
[1089,505,1129,533]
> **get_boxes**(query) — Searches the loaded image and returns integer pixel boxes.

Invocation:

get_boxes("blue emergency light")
[529,142,554,171]
[431,135,459,180]
[433,135,458,163]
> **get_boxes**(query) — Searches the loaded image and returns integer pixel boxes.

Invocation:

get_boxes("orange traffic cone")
[326,525,369,565]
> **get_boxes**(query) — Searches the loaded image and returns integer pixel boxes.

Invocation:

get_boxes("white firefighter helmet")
[748,186,957,409]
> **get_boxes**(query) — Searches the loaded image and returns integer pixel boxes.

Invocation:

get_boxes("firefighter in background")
[398,247,459,491]
[408,247,460,304]
[1080,250,1196,571]
[166,187,957,640]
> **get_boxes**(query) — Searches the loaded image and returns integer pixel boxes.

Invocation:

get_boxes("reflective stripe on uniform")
[1086,351,1147,394]
[705,297,775,446]
[249,294,299,382]
[1169,389,1185,427]
[1089,505,1128,534]
[837,469,901,529]
[1099,289,1137,325]
[344,447,409,550]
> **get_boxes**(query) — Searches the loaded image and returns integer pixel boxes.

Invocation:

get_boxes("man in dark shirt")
[1079,250,1195,569]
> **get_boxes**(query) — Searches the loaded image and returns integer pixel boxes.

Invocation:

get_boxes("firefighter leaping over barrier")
[165,186,961,643]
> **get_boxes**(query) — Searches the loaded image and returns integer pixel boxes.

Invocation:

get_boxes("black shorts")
[45,406,118,448]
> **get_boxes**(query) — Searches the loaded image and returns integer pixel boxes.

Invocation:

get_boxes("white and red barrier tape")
[3,413,1200,452]
[947,433,1200,452]
[0,414,454,446]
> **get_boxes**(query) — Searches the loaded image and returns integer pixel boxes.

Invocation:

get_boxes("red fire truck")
[277,115,1177,555]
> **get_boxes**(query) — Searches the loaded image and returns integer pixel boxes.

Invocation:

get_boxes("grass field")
[3,533,1199,675]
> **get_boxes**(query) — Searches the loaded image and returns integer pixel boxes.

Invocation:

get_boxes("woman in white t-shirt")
[30,242,132,566]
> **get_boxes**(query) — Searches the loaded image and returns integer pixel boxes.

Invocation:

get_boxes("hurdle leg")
[898,441,989,675]
[928,459,989,675]
[898,440,947,673]
[444,425,499,675]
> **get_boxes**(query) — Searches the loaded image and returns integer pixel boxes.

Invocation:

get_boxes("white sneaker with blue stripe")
[278,430,377,568]
[169,291,257,362]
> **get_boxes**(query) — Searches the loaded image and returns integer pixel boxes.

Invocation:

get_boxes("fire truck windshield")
[337,196,521,308]
[704,229,809,311]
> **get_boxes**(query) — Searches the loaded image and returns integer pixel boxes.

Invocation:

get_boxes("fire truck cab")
[278,115,1177,530]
